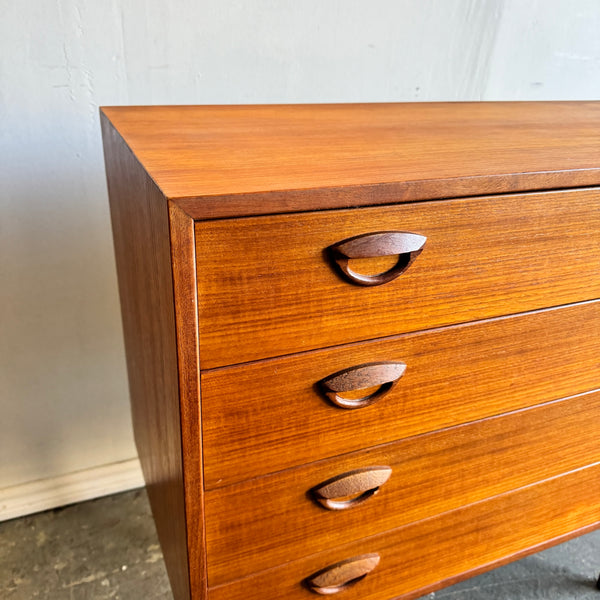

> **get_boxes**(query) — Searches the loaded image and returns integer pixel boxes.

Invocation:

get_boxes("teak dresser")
[101,102,600,600]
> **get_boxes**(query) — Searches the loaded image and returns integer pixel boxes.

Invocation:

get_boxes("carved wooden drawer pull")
[328,231,426,286]
[305,553,381,595]
[311,466,392,510]
[319,361,406,409]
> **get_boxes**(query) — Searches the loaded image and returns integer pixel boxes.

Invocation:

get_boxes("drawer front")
[208,462,600,600]
[205,390,600,585]
[202,302,600,488]
[195,189,600,368]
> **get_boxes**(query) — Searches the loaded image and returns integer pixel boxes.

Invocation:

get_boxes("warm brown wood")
[201,301,600,487]
[329,231,426,286]
[195,189,600,368]
[101,113,191,600]
[204,391,600,585]
[305,553,381,595]
[168,203,208,599]
[311,466,393,511]
[101,103,600,600]
[319,362,406,409]
[208,462,600,600]
[100,103,600,220]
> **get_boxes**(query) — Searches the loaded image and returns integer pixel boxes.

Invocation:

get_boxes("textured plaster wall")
[1,0,598,499]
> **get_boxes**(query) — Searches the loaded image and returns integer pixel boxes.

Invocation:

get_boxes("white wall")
[1,0,599,518]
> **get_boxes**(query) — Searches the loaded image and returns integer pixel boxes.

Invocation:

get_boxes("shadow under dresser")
[101,102,600,600]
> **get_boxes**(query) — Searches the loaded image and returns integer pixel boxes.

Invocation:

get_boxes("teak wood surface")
[100,103,600,600]
[101,117,195,600]
[209,463,600,600]
[195,188,600,368]
[205,390,600,585]
[100,102,600,219]
[209,464,600,600]
[167,203,207,599]
[201,300,600,487]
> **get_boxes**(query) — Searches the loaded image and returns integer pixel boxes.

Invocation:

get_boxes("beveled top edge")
[101,102,600,219]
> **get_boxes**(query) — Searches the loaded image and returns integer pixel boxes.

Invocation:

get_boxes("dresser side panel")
[101,112,192,600]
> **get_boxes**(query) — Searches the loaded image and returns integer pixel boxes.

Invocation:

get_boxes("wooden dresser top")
[101,102,600,219]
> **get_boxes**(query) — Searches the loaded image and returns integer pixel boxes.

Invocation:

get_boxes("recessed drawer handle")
[305,553,380,595]
[319,361,406,409]
[328,231,426,286]
[311,466,392,511]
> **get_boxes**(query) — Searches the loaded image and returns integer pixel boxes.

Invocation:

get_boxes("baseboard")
[0,458,145,522]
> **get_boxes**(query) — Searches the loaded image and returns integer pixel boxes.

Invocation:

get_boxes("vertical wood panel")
[101,113,191,600]
[169,202,208,599]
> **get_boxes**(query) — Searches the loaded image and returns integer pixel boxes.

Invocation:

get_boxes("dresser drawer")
[196,188,600,368]
[204,390,600,585]
[202,301,600,487]
[103,103,600,600]
[209,461,600,600]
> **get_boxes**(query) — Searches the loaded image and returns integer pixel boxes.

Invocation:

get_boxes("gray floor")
[1,489,599,599]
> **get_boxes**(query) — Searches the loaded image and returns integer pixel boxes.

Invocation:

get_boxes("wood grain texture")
[101,113,191,600]
[306,553,381,595]
[195,188,600,368]
[102,103,600,600]
[168,203,208,599]
[319,362,406,409]
[310,466,393,511]
[100,103,600,220]
[205,390,600,585]
[208,462,600,600]
[201,301,600,487]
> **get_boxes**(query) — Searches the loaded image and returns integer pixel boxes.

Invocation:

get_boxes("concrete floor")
[1,489,599,599]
